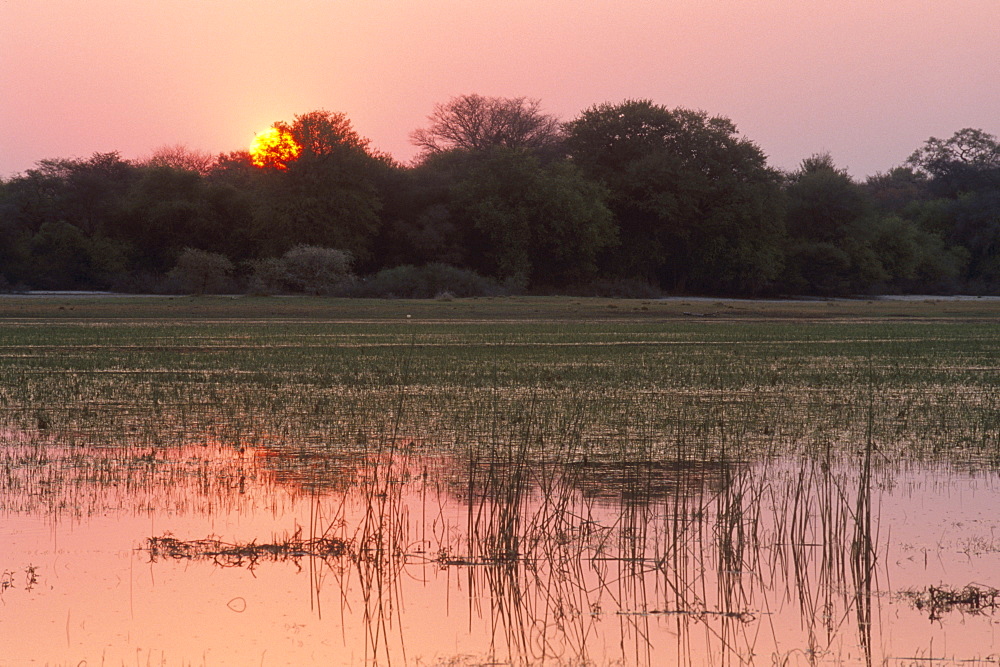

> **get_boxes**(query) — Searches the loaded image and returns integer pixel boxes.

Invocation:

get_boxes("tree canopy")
[411,94,562,157]
[1,102,997,296]
[564,100,786,293]
[907,128,1000,197]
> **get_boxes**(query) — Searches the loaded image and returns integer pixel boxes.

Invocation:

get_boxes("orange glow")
[249,126,301,169]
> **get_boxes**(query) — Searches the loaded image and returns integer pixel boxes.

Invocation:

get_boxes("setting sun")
[249,126,301,169]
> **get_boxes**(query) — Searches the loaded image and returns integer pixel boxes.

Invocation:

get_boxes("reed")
[2,297,999,664]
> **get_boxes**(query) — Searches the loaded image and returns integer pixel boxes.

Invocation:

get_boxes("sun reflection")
[249,126,301,169]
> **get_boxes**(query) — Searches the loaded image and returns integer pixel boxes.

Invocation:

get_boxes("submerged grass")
[1,296,998,469]
[3,296,1000,664]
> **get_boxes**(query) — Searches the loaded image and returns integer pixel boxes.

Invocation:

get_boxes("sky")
[2,0,998,179]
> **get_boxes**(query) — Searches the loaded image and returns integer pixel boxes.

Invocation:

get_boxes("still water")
[1,434,999,665]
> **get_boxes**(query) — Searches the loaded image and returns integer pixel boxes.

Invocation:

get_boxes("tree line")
[1,97,998,297]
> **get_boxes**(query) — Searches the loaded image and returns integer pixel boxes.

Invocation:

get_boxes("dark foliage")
[347,264,505,299]
[1,108,996,296]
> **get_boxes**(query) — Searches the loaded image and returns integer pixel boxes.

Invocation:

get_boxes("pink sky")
[2,0,998,179]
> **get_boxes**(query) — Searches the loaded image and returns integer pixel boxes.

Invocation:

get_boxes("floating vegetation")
[146,529,350,569]
[901,584,1000,621]
[616,608,756,622]
[0,565,39,596]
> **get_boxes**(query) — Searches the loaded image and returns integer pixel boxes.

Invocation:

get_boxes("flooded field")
[1,297,999,665]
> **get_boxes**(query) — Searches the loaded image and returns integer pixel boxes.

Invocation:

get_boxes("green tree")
[946,191,1000,287]
[2,153,136,237]
[903,129,1000,288]
[116,167,206,272]
[26,222,92,288]
[907,128,1000,197]
[0,178,28,286]
[0,154,138,288]
[447,148,617,287]
[19,222,128,289]
[780,153,967,294]
[252,110,385,263]
[114,164,254,275]
[865,167,930,214]
[374,153,469,270]
[785,154,869,243]
[866,215,967,291]
[782,154,885,294]
[564,100,785,294]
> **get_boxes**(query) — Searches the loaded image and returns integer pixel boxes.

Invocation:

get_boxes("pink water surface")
[1,442,999,665]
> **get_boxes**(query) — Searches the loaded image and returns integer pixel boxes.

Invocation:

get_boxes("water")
[2,437,1000,665]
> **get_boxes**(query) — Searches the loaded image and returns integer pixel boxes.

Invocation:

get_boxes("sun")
[249,126,302,170]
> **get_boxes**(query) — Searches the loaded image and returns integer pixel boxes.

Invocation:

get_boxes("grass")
[2,295,1000,664]
[1,296,997,467]
[1,293,999,320]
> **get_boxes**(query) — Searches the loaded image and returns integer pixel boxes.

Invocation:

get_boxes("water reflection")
[1,435,999,665]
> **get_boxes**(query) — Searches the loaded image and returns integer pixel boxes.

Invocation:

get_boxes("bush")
[248,246,355,295]
[350,264,504,298]
[167,248,235,294]
[281,246,353,295]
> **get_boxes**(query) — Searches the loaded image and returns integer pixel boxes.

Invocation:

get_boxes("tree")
[371,154,468,270]
[784,153,869,242]
[563,100,785,294]
[946,191,1000,287]
[249,245,355,294]
[281,109,369,158]
[0,179,27,286]
[18,221,129,289]
[26,222,92,288]
[865,167,930,214]
[3,153,136,237]
[904,129,1000,287]
[779,154,967,294]
[866,214,966,291]
[250,110,385,262]
[907,128,1000,197]
[781,154,885,294]
[145,144,216,175]
[447,148,617,287]
[411,94,562,157]
[110,162,255,276]
[0,153,138,288]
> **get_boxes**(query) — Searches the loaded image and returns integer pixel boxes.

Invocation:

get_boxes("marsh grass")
[2,297,1000,664]
[4,314,998,471]
[146,529,350,568]
[137,451,894,665]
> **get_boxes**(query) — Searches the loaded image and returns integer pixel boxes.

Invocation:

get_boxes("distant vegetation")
[1,99,998,296]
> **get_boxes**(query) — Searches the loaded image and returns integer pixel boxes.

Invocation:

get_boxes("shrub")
[247,246,355,295]
[167,248,234,294]
[281,245,354,295]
